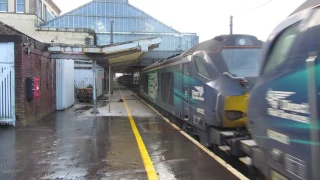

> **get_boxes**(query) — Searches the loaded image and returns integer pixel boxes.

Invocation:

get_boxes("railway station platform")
[0,83,247,180]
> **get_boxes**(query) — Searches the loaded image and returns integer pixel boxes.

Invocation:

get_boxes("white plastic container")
[56,59,75,110]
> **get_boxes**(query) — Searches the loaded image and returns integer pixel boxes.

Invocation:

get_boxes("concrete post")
[102,71,106,96]
[111,72,115,95]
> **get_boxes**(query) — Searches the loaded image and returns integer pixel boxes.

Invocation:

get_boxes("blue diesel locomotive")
[139,34,262,148]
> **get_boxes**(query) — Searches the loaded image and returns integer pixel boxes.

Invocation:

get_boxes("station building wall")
[0,21,56,124]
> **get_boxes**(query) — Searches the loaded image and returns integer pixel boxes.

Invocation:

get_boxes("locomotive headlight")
[225,110,244,121]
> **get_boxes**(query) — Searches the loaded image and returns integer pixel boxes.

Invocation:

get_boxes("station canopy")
[48,37,161,72]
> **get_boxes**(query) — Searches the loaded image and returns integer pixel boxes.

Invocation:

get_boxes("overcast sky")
[52,0,306,42]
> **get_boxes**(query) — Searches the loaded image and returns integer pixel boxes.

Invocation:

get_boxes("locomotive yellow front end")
[223,93,249,128]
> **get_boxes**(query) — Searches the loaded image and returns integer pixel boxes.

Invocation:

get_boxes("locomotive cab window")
[194,56,210,78]
[221,48,261,77]
[263,23,299,74]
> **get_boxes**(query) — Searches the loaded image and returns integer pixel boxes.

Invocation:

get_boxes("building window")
[44,4,47,21]
[38,0,42,18]
[16,0,24,13]
[0,0,7,12]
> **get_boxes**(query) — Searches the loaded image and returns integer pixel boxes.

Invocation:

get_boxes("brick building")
[0,21,56,125]
[0,0,94,45]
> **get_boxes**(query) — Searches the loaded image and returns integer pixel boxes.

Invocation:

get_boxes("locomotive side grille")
[161,72,174,105]
[284,154,306,180]
[144,75,148,94]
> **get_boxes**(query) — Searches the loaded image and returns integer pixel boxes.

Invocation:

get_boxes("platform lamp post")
[109,65,112,113]
[110,19,114,45]
[230,15,233,35]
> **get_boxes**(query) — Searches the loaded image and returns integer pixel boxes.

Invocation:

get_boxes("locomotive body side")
[248,6,320,180]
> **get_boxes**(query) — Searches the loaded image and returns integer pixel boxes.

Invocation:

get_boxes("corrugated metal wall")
[0,42,15,125]
[74,68,104,97]
[56,59,75,110]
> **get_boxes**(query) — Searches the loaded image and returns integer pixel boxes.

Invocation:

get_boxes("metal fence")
[0,42,15,126]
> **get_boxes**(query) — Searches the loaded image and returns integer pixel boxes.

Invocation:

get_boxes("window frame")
[44,4,47,21]
[193,55,211,79]
[220,47,262,78]
[38,0,42,18]
[16,0,25,13]
[0,0,7,12]
[262,22,300,74]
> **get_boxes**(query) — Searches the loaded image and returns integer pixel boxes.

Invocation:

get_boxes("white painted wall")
[74,67,105,97]
[0,14,93,45]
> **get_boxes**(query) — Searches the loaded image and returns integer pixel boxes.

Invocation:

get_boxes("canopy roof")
[48,37,161,71]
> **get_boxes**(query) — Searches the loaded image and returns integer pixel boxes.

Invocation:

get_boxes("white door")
[0,42,15,126]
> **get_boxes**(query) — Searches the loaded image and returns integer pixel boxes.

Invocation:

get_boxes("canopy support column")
[109,66,112,113]
[92,59,99,114]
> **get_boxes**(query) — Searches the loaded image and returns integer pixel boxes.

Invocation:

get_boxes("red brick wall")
[15,43,56,123]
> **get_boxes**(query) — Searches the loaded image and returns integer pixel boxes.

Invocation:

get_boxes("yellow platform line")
[132,92,248,180]
[117,84,158,180]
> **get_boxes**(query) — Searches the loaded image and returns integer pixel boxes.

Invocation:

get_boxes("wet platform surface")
[0,84,241,180]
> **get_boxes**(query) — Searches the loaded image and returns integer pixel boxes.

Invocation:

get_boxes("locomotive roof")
[185,34,262,54]
[290,0,320,16]
[142,34,262,72]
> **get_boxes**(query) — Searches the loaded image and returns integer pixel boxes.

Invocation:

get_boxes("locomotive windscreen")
[221,48,262,77]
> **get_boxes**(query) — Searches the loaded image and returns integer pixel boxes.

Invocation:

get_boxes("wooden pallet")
[77,88,93,102]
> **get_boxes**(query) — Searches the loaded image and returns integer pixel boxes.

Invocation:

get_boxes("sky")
[52,0,306,42]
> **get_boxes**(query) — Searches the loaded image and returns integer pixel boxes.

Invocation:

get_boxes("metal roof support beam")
[48,37,162,71]
[47,37,161,54]
[50,53,99,60]
[103,49,140,59]
[107,60,134,66]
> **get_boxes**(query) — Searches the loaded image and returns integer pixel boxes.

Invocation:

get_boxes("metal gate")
[0,42,15,126]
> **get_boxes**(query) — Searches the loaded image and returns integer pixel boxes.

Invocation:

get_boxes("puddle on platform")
[74,105,93,112]
[117,99,136,102]
[140,122,162,133]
